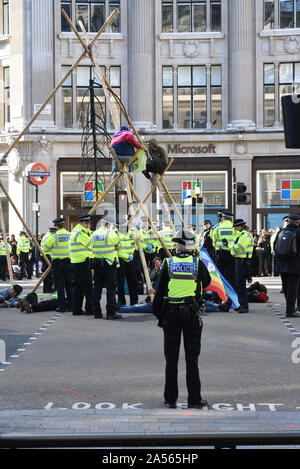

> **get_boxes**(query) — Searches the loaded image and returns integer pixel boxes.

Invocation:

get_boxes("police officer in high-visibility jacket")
[0,236,11,281]
[158,221,175,260]
[231,219,254,314]
[69,215,93,316]
[40,227,56,293]
[152,230,211,409]
[44,218,72,312]
[211,210,235,286]
[117,224,138,307]
[139,216,159,267]
[17,231,31,279]
[92,216,122,319]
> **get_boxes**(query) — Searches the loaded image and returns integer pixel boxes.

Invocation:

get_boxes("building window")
[3,67,10,126]
[264,0,275,29]
[263,62,300,127]
[162,0,221,33]
[264,0,300,29]
[62,66,73,128]
[61,1,120,32]
[2,0,9,35]
[163,65,222,130]
[263,63,275,127]
[162,67,174,129]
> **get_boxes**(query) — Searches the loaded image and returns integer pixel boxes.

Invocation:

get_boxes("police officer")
[45,218,72,312]
[152,230,211,409]
[211,210,235,286]
[69,215,93,316]
[92,216,122,319]
[158,221,175,260]
[17,231,31,279]
[274,214,300,318]
[117,223,139,307]
[203,220,215,260]
[0,236,11,281]
[231,219,254,314]
[139,216,159,267]
[41,227,56,293]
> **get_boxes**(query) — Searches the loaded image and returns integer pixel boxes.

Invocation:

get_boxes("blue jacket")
[0,288,19,307]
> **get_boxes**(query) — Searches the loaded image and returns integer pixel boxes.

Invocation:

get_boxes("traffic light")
[236,182,251,205]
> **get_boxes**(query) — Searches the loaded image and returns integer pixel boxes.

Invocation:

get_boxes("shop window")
[257,170,300,208]
[162,0,221,32]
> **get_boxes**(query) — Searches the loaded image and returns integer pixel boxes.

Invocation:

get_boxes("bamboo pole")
[123,171,154,301]
[126,158,174,226]
[127,178,171,258]
[160,179,188,231]
[0,198,13,285]
[157,184,176,235]
[0,10,117,164]
[0,181,51,294]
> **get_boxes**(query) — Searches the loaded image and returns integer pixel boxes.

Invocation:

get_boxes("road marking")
[268,303,300,340]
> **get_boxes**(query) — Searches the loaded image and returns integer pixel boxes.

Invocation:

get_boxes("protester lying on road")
[0,285,23,308]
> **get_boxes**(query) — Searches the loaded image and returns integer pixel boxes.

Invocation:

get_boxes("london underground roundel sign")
[26,162,50,186]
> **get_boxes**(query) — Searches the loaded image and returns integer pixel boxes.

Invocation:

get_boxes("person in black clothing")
[274,214,300,318]
[152,230,211,409]
[202,220,215,260]
[142,139,169,180]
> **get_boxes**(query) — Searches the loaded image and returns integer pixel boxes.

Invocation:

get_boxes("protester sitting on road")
[0,285,23,308]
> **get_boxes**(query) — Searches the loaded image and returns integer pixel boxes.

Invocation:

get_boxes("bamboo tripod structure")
[0,10,117,293]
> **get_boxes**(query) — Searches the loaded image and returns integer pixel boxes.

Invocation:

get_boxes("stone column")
[127,0,155,128]
[228,0,255,129]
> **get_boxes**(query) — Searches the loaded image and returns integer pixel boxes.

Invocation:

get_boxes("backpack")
[274,229,297,259]
[247,290,269,303]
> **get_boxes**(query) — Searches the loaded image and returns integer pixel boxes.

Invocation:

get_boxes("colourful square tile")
[281,189,291,200]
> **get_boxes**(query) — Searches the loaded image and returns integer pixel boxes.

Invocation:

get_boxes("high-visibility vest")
[140,227,159,253]
[41,232,55,258]
[0,241,11,256]
[48,229,71,260]
[17,236,30,254]
[215,220,236,251]
[231,230,254,259]
[166,255,200,300]
[92,227,120,266]
[117,231,135,262]
[69,224,93,263]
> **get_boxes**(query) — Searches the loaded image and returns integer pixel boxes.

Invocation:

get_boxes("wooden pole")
[1,10,117,164]
[157,184,176,235]
[126,158,174,226]
[127,178,171,258]
[0,198,13,285]
[160,179,188,231]
[123,171,154,301]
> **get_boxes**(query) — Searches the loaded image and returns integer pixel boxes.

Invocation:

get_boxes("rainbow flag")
[200,247,240,309]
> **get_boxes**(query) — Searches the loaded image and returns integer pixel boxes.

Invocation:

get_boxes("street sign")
[26,162,50,185]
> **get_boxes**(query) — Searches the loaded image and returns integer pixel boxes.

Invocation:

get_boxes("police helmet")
[172,230,196,251]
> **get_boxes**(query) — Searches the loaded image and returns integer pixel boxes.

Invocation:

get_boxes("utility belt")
[52,258,70,264]
[94,257,117,268]
[164,296,204,326]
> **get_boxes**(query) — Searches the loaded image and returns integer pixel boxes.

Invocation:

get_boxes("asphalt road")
[0,277,300,413]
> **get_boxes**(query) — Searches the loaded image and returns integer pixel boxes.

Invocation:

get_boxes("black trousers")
[71,260,93,315]
[52,259,72,311]
[162,305,203,405]
[19,252,31,279]
[42,256,54,293]
[92,259,117,316]
[234,258,248,310]
[216,249,235,287]
[31,299,58,312]
[281,272,300,315]
[117,259,138,305]
[0,255,7,280]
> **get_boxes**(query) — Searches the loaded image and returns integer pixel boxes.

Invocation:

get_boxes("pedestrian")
[0,284,23,308]
[230,219,254,314]
[274,214,300,318]
[92,216,122,319]
[69,214,93,316]
[110,126,142,179]
[17,231,31,279]
[202,220,215,260]
[210,210,235,287]
[44,218,72,312]
[152,230,211,409]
